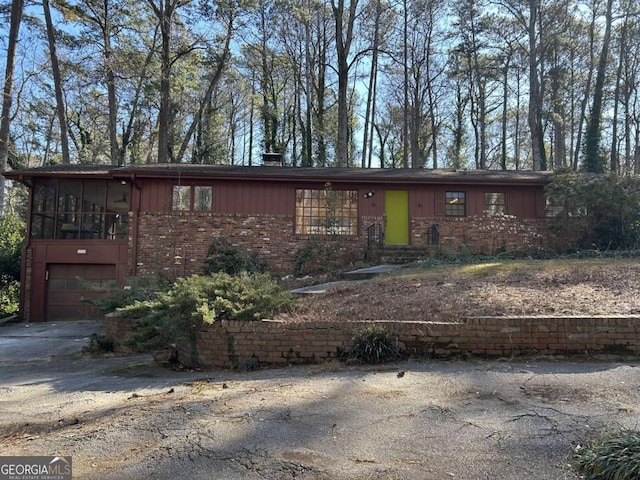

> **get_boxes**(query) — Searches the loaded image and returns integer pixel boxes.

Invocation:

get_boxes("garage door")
[47,264,116,321]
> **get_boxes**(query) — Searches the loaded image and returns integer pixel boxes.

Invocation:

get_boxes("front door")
[384,190,409,245]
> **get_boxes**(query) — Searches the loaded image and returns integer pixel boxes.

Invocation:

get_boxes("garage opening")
[46,264,116,321]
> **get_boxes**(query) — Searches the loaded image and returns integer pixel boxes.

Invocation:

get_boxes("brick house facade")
[4,163,555,321]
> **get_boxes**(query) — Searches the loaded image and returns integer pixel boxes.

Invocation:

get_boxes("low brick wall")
[104,312,136,353]
[105,315,640,369]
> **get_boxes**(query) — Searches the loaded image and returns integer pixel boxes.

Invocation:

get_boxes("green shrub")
[83,274,172,313]
[575,429,640,479]
[203,236,265,275]
[82,333,115,356]
[0,278,19,317]
[546,171,640,251]
[120,272,296,350]
[0,213,25,317]
[0,213,24,282]
[293,240,345,276]
[347,325,400,364]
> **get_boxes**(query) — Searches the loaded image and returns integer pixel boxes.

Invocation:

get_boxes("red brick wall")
[130,212,553,279]
[105,315,640,369]
[411,215,550,255]
[21,247,33,321]
[132,212,367,278]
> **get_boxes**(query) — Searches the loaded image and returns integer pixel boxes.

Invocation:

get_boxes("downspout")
[129,173,140,277]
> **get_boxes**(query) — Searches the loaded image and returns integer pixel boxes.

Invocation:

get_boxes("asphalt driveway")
[2,320,640,479]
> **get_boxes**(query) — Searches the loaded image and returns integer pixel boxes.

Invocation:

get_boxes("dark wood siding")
[138,179,171,212]
[506,188,538,218]
[214,182,293,215]
[135,177,545,219]
[409,188,436,217]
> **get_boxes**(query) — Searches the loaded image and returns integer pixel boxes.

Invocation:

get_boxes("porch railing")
[367,222,384,248]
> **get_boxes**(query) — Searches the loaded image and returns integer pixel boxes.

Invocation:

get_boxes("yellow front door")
[384,190,409,245]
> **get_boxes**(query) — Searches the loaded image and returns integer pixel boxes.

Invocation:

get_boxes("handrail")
[367,223,384,248]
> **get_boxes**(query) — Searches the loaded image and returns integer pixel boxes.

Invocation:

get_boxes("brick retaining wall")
[105,314,640,369]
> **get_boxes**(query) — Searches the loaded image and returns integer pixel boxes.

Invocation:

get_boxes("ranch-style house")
[4,160,555,322]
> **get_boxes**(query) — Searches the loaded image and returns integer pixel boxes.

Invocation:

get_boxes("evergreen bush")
[546,171,640,251]
[0,213,25,317]
[203,236,265,275]
[119,272,295,350]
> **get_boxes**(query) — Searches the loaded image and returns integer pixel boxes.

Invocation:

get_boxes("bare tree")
[331,0,359,167]
[0,0,24,214]
[43,0,71,164]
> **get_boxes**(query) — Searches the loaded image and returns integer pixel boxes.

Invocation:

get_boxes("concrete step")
[341,264,405,280]
[368,246,432,264]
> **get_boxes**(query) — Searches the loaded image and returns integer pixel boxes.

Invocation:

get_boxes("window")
[445,191,466,217]
[30,180,129,240]
[172,185,212,211]
[545,195,565,217]
[295,187,358,235]
[194,186,212,211]
[172,186,191,210]
[484,192,505,215]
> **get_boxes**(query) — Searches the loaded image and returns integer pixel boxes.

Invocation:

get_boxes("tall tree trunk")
[361,0,382,168]
[550,47,566,169]
[302,0,313,167]
[175,15,234,163]
[573,1,598,170]
[501,60,509,170]
[402,0,409,168]
[315,13,329,167]
[102,4,120,165]
[146,0,177,164]
[43,0,70,165]
[610,9,629,174]
[528,0,545,171]
[332,0,358,167]
[584,0,613,173]
[0,0,24,215]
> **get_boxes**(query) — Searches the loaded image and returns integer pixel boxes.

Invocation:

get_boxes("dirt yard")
[291,257,640,322]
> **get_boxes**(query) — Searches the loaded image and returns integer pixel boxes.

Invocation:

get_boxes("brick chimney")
[262,152,284,166]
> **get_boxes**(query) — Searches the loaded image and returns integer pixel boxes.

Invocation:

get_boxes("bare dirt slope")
[292,257,640,322]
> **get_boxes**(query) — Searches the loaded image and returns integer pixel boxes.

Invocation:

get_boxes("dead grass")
[286,257,640,323]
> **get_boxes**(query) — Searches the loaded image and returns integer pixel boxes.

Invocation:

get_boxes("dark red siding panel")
[139,179,171,212]
[535,190,547,218]
[359,188,382,216]
[506,188,537,218]
[466,188,484,216]
[434,188,446,217]
[211,181,293,215]
[409,189,435,217]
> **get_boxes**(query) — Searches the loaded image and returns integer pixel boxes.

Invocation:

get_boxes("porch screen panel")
[30,180,129,240]
[31,181,57,239]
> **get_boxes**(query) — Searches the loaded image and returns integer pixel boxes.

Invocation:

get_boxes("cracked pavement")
[2,320,640,479]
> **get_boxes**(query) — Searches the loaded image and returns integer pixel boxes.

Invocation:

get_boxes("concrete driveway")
[2,320,640,479]
[0,320,104,362]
